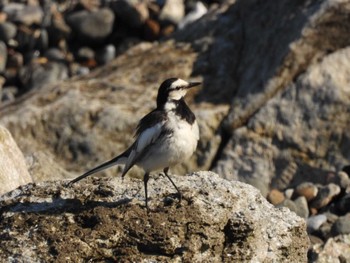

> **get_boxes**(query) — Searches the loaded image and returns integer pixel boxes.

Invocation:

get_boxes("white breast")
[137,112,199,172]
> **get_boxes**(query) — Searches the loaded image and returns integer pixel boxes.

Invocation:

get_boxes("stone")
[267,188,285,205]
[0,125,32,195]
[294,196,309,218]
[76,46,95,62]
[178,0,207,29]
[0,21,17,43]
[0,41,7,73]
[0,172,309,262]
[309,235,350,263]
[111,0,149,28]
[310,184,341,210]
[327,171,350,190]
[1,86,18,103]
[95,44,116,65]
[4,4,44,26]
[295,182,318,202]
[307,214,327,233]
[18,61,68,91]
[196,0,350,193]
[159,0,185,24]
[26,151,75,182]
[331,214,350,236]
[284,188,294,199]
[66,8,114,42]
[44,48,66,62]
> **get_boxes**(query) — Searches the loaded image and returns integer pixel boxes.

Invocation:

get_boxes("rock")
[284,188,294,199]
[1,86,18,102]
[0,172,309,262]
[0,125,32,195]
[44,48,66,62]
[159,0,185,24]
[307,214,327,233]
[278,197,310,219]
[95,44,116,65]
[66,8,115,43]
[327,171,350,190]
[331,214,350,236]
[192,0,350,193]
[26,151,75,182]
[295,182,318,202]
[111,0,149,28]
[0,22,17,43]
[4,3,44,26]
[310,235,350,262]
[178,1,207,29]
[0,41,7,73]
[19,61,68,90]
[310,184,341,210]
[294,196,309,218]
[267,188,285,205]
[76,46,95,62]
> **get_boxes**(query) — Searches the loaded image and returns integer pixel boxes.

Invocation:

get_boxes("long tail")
[66,154,126,187]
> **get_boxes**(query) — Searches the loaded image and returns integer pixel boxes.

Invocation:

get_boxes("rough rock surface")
[0,172,308,262]
[0,125,32,195]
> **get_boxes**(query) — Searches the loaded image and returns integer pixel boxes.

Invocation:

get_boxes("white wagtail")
[67,78,200,210]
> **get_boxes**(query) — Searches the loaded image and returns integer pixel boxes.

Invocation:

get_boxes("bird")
[66,78,201,211]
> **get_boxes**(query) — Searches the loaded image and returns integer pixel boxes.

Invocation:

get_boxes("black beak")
[186,82,201,89]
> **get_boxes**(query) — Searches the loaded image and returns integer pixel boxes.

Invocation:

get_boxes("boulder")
[0,171,309,262]
[0,125,32,195]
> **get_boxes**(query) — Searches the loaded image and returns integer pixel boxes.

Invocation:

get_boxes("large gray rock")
[0,125,32,195]
[0,171,309,262]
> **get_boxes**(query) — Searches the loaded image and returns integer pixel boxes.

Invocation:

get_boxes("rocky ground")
[0,0,350,262]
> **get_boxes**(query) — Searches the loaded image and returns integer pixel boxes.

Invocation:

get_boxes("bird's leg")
[163,167,182,203]
[143,172,150,212]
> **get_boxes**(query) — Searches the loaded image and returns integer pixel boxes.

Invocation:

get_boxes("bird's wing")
[121,110,168,176]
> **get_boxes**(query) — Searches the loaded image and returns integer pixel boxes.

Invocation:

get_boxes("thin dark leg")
[144,172,150,212]
[163,167,182,202]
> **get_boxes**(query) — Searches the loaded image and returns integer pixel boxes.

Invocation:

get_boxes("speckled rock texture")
[0,172,308,262]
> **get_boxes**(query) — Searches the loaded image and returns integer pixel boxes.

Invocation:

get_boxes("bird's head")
[157,78,201,107]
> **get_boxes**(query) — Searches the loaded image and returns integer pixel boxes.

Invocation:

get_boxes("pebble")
[284,188,294,199]
[307,214,327,233]
[0,22,17,43]
[66,8,115,42]
[327,171,350,189]
[267,189,285,205]
[95,44,116,65]
[310,183,341,209]
[0,41,7,73]
[331,214,350,236]
[178,1,207,29]
[295,182,318,202]
[159,0,185,24]
[294,196,309,218]
[4,4,44,26]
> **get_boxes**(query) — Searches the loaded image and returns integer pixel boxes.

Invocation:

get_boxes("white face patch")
[170,79,189,89]
[168,79,189,100]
